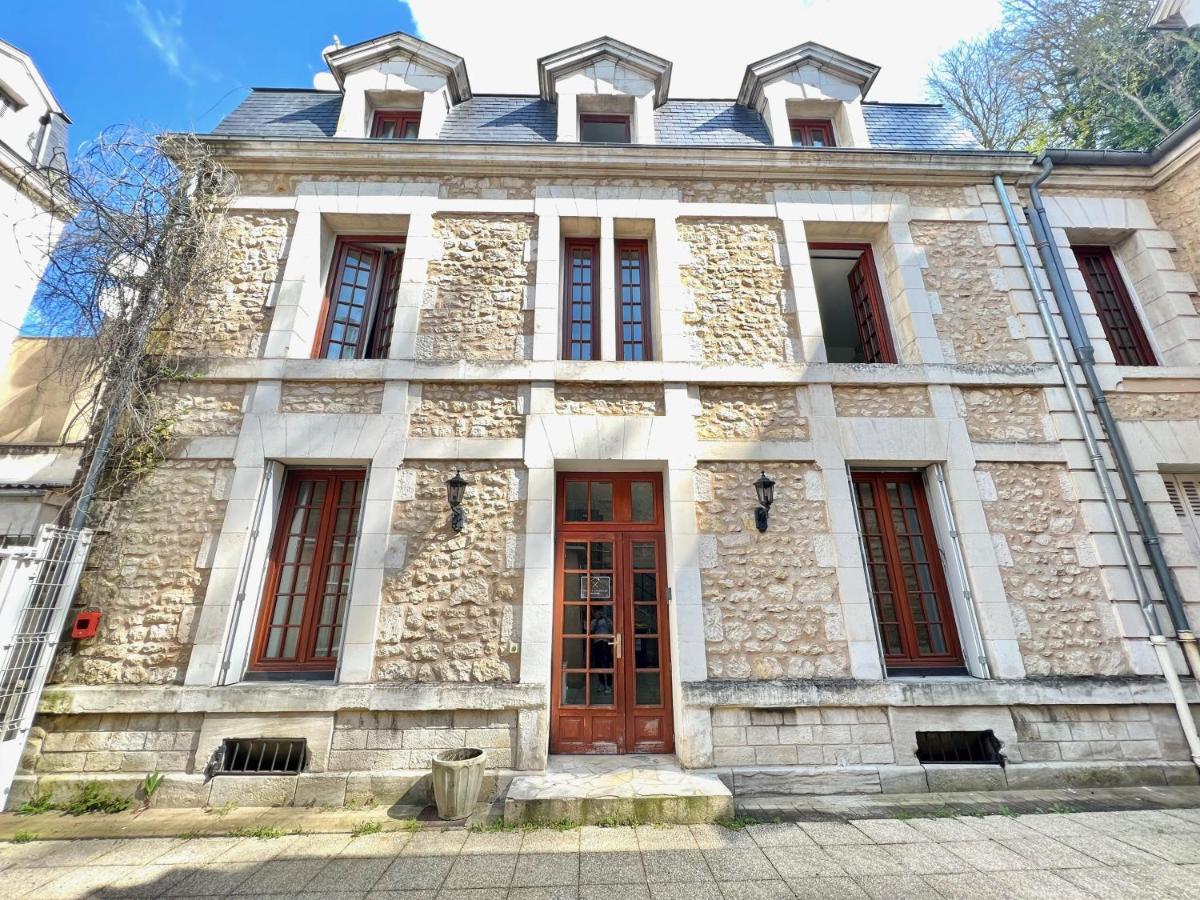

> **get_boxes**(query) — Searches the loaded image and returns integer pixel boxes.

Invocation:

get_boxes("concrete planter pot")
[431,748,486,820]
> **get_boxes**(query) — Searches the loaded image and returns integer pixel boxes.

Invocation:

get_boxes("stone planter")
[431,748,486,820]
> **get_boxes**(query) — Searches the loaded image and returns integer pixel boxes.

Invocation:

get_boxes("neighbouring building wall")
[1147,158,1200,292]
[0,174,64,372]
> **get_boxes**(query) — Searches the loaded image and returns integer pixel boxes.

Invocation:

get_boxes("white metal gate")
[0,525,92,808]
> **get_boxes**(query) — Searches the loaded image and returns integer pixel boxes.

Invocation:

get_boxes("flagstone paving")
[5,798,1200,898]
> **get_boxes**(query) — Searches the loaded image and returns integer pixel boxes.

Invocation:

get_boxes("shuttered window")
[1164,474,1200,560]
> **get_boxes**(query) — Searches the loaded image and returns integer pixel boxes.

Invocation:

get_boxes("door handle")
[614,634,622,659]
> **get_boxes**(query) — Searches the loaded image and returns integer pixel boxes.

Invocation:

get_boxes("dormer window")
[790,118,836,148]
[579,114,631,144]
[371,110,421,140]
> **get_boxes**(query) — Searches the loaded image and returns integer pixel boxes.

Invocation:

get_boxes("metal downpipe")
[992,175,1200,766]
[1026,157,1200,680]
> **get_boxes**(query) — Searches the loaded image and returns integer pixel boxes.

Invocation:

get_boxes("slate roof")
[861,102,979,150]
[212,89,982,151]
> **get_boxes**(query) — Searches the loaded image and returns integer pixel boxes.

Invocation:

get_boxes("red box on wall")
[71,610,101,639]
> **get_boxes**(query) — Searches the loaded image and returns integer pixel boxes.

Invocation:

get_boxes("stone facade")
[1012,704,1175,764]
[1107,391,1200,421]
[554,383,663,416]
[55,460,233,686]
[374,463,526,683]
[407,384,524,439]
[278,381,384,414]
[1148,161,1200,291]
[678,220,793,365]
[154,381,246,437]
[169,212,292,359]
[831,385,932,418]
[696,462,846,680]
[959,387,1049,442]
[27,714,202,776]
[419,215,534,362]
[978,462,1128,676]
[329,710,516,770]
[695,386,808,440]
[711,706,893,768]
[910,221,1029,364]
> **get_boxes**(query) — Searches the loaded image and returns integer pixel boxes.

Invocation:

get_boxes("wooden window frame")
[1073,245,1157,367]
[809,242,897,364]
[579,114,631,144]
[562,238,602,361]
[370,110,421,140]
[852,471,964,670]
[615,239,653,361]
[249,468,366,675]
[790,118,836,147]
[556,473,665,533]
[313,235,406,360]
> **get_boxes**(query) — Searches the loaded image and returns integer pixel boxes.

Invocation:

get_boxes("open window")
[371,110,421,140]
[809,242,896,363]
[579,114,631,144]
[852,471,965,674]
[790,118,836,147]
[248,468,365,679]
[1072,245,1157,367]
[315,236,405,359]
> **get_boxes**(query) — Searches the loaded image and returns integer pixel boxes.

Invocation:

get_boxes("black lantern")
[445,469,468,532]
[753,470,776,533]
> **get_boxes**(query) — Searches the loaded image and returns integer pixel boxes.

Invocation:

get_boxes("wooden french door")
[852,471,964,671]
[551,474,673,754]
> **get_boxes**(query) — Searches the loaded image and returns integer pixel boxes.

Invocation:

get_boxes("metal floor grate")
[217,738,307,775]
[915,730,1004,765]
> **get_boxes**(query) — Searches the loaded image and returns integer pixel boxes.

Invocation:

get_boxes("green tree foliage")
[928,0,1200,150]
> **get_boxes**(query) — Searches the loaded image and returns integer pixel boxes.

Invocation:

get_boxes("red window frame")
[852,471,964,670]
[579,114,631,143]
[810,242,897,364]
[563,238,601,360]
[314,236,406,360]
[616,239,652,361]
[1073,245,1156,367]
[790,118,836,147]
[371,110,421,140]
[249,469,366,675]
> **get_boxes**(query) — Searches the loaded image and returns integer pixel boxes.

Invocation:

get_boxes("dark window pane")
[631,483,655,522]
[564,574,583,601]
[563,672,586,705]
[565,482,588,521]
[589,673,615,705]
[580,117,630,143]
[636,672,662,705]
[587,605,613,635]
[563,605,586,634]
[635,638,659,669]
[590,483,614,521]
[632,542,656,569]
[633,572,657,602]
[562,638,586,668]
[564,542,587,570]
[590,541,613,570]
[635,605,658,634]
[589,637,614,669]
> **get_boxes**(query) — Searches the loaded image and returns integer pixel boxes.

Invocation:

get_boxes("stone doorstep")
[503,755,736,825]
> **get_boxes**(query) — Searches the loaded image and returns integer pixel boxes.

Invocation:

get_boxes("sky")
[3,0,1003,156]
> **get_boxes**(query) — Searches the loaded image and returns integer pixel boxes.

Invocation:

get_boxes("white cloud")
[407,0,1002,102]
[128,0,190,84]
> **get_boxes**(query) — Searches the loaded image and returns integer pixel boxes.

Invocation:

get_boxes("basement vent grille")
[218,738,307,775]
[915,730,1003,765]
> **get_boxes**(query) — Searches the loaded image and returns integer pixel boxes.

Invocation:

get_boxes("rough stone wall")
[678,220,793,365]
[554,383,663,416]
[374,463,525,683]
[959,387,1049,442]
[910,221,1029,364]
[711,707,892,767]
[168,212,291,359]
[407,384,524,439]
[696,462,847,680]
[1147,162,1200,293]
[154,382,246,437]
[1107,391,1200,421]
[1012,704,1170,764]
[279,381,384,414]
[329,710,516,770]
[978,462,1128,676]
[695,386,808,441]
[27,714,201,775]
[53,460,232,685]
[419,215,534,362]
[832,386,932,418]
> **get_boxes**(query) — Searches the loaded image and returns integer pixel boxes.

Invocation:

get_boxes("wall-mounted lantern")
[753,470,776,533]
[445,469,468,532]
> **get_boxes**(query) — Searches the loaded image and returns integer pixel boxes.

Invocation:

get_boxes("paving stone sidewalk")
[5,801,1200,898]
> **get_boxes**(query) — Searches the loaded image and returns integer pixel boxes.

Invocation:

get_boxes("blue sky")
[6,1,1000,156]
[5,1,419,153]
